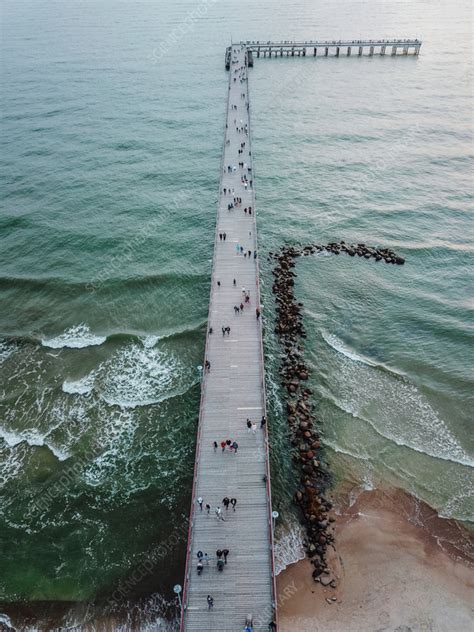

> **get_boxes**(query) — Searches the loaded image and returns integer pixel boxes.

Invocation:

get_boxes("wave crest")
[42,324,106,349]
[274,520,306,575]
[322,332,474,469]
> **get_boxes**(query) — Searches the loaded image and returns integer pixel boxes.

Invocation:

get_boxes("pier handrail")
[243,38,421,46]
[246,53,279,625]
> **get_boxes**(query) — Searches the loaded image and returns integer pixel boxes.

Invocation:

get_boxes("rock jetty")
[268,240,405,584]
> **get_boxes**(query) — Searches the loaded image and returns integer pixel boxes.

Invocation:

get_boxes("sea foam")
[42,323,106,349]
[322,331,474,469]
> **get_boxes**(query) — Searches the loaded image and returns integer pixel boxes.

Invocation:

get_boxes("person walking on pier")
[216,548,223,559]
[215,506,225,521]
[207,595,214,610]
[223,548,229,564]
[197,497,203,511]
[223,496,230,509]
[261,416,267,429]
[246,418,252,433]
[230,497,237,511]
[213,440,218,452]
[232,441,239,453]
[205,503,211,514]
[221,440,226,452]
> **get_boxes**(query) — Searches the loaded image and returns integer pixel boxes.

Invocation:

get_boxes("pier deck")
[181,45,276,631]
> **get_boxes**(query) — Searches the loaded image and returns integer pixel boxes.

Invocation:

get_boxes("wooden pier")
[180,44,277,631]
[182,35,421,630]
[225,38,422,66]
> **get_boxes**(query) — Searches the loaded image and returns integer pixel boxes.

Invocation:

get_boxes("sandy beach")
[277,488,474,632]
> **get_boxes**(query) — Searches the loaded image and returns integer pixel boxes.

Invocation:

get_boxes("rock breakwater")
[268,241,405,585]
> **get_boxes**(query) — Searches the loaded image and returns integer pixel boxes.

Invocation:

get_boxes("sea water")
[1,0,472,624]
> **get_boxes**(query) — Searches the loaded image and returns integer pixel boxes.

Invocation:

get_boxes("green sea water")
[1,0,473,627]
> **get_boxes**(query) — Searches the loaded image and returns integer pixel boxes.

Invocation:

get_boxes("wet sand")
[277,488,474,632]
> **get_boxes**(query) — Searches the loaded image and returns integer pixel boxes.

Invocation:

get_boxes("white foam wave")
[98,343,190,409]
[324,438,370,461]
[42,323,106,349]
[142,335,161,348]
[0,427,70,461]
[63,343,194,409]
[0,443,26,489]
[274,520,306,575]
[0,340,17,364]
[62,372,95,396]
[0,614,16,630]
[439,488,474,523]
[324,340,474,469]
[82,409,138,488]
[321,330,378,366]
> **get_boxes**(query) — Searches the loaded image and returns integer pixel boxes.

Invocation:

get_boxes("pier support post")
[414,46,420,55]
[313,47,317,56]
[336,46,340,57]
[291,48,295,56]
[391,46,397,55]
[380,45,386,56]
[369,46,374,56]
[358,46,363,56]
[325,47,328,56]
[347,46,351,56]
[303,48,306,56]
[403,46,408,55]
[257,47,260,57]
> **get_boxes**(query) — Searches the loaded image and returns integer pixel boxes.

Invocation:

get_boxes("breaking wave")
[42,323,106,349]
[0,427,70,461]
[274,520,306,575]
[321,332,474,469]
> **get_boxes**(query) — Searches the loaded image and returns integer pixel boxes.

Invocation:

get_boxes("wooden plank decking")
[181,45,276,631]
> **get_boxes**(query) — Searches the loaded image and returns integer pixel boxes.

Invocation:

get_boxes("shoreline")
[1,487,472,630]
[276,486,474,632]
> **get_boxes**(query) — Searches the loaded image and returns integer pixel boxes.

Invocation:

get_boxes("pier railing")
[246,60,279,627]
